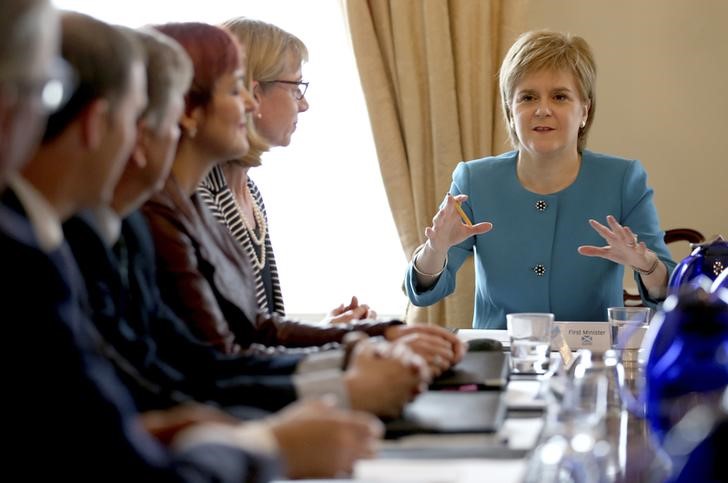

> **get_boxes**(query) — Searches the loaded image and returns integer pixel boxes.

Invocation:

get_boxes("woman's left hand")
[577,215,657,270]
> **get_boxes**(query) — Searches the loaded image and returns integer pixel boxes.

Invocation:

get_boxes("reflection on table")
[354,329,667,483]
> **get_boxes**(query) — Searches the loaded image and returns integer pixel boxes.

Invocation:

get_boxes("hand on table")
[269,399,383,479]
[345,338,430,418]
[385,324,466,377]
[323,295,377,324]
[138,403,239,446]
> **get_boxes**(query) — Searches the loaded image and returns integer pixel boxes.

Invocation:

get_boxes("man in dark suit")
[0,5,275,481]
[3,10,383,480]
[63,26,429,418]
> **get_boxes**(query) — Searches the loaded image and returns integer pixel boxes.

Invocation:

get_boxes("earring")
[581,120,586,128]
[187,127,197,139]
[256,112,262,120]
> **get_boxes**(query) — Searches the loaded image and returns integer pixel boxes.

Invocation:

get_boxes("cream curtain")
[345,0,522,327]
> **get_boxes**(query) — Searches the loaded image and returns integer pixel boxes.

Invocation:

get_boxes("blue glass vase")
[668,236,728,293]
[643,288,728,443]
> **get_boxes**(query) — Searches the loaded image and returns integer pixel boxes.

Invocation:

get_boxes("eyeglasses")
[262,79,309,100]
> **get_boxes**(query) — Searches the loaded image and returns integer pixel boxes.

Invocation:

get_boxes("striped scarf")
[198,165,285,316]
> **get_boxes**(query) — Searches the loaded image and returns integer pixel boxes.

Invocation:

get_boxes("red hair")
[152,22,241,112]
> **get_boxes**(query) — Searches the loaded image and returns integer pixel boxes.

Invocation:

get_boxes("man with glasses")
[2,10,283,481]
[0,0,67,190]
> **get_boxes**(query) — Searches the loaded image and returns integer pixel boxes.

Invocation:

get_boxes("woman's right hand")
[413,194,492,284]
[424,193,492,253]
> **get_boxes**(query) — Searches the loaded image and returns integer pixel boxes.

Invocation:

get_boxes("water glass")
[507,312,554,374]
[607,307,652,351]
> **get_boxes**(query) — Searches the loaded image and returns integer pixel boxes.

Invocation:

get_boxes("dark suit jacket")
[1,192,278,482]
[142,175,400,355]
[63,211,303,412]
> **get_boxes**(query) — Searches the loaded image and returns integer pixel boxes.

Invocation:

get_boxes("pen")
[454,201,473,226]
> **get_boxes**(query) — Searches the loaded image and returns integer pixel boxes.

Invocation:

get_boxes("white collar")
[88,206,121,247]
[8,174,63,253]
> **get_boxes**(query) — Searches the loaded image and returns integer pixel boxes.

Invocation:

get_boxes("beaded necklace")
[234,182,267,270]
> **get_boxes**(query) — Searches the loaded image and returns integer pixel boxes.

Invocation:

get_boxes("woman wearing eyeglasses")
[199,18,374,324]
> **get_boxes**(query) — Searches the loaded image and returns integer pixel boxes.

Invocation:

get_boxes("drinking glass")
[507,312,554,374]
[607,307,652,351]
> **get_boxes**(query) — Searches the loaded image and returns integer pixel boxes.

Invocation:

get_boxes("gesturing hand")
[424,194,493,253]
[578,215,658,271]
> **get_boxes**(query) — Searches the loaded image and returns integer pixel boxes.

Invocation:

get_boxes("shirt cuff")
[411,243,448,278]
[172,421,279,457]
[295,349,345,373]
[293,369,350,409]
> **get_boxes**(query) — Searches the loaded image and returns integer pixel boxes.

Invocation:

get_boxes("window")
[52,0,409,318]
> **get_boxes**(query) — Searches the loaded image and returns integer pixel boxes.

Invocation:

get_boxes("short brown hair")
[499,30,596,152]
[43,12,145,142]
[222,17,308,167]
[133,27,193,134]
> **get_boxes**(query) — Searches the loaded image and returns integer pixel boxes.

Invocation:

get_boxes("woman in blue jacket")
[406,30,675,329]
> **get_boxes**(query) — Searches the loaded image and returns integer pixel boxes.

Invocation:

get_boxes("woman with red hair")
[141,23,459,386]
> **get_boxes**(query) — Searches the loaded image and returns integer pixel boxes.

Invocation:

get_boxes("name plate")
[554,322,611,354]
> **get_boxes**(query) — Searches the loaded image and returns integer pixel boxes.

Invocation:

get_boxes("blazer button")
[535,200,548,212]
[533,264,546,276]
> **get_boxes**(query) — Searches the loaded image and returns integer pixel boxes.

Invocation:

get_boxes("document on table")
[354,458,526,483]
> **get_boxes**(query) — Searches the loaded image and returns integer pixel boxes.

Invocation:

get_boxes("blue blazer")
[1,194,278,481]
[406,150,676,328]
[63,211,304,412]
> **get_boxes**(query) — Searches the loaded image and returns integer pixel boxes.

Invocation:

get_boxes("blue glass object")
[644,288,728,444]
[668,236,728,293]
[711,268,728,294]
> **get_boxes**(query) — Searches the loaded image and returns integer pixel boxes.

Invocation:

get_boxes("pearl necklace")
[233,183,267,270]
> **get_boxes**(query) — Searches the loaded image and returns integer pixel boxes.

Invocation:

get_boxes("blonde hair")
[134,27,193,134]
[499,30,596,153]
[222,17,308,167]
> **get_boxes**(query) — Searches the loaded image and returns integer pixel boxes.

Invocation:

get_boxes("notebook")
[384,390,507,437]
[430,350,509,389]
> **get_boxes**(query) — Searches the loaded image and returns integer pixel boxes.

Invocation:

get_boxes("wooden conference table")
[273,329,666,483]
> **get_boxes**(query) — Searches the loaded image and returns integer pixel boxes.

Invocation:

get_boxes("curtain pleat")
[346,0,523,327]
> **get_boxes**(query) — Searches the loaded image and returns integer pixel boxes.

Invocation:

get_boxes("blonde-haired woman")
[198,18,464,376]
[199,18,372,323]
[406,30,676,329]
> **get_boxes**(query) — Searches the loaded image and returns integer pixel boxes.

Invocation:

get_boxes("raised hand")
[578,215,668,298]
[414,194,492,283]
[424,193,493,254]
[578,215,658,270]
